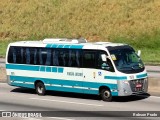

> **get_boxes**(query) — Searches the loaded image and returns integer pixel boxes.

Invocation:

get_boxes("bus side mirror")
[137,50,141,56]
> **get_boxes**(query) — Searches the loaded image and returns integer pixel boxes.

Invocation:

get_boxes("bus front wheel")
[100,89,112,102]
[35,82,46,96]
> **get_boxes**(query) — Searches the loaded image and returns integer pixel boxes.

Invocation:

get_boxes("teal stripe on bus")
[136,73,148,79]
[46,44,83,49]
[104,76,127,80]
[6,64,39,71]
[52,67,57,72]
[58,68,64,73]
[11,82,34,89]
[64,45,71,48]
[46,44,52,48]
[46,67,52,72]
[69,45,83,49]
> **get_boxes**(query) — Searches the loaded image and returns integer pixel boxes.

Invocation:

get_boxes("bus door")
[82,50,116,94]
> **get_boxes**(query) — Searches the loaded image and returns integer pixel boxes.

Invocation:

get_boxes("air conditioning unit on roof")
[43,38,87,44]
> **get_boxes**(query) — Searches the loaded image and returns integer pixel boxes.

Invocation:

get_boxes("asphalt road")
[0,83,160,120]
[147,72,160,78]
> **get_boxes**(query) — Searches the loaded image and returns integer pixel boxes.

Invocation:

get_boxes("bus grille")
[129,79,145,92]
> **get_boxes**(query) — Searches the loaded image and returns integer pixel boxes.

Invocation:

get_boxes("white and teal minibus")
[6,38,148,101]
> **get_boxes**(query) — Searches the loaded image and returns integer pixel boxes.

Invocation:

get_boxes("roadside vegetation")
[0,0,160,64]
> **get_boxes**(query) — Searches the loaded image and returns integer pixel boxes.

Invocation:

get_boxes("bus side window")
[13,47,16,63]
[53,50,59,66]
[15,47,21,64]
[75,50,81,67]
[83,51,96,68]
[8,46,26,64]
[97,51,114,72]
[58,50,68,66]
[29,48,37,65]
[68,50,72,67]
[97,52,103,69]
[39,49,47,65]
[26,48,30,64]
[20,48,24,64]
[106,58,115,72]
[45,49,51,66]
[8,46,15,63]
[68,50,76,67]
[39,49,43,65]
[34,48,37,65]
[68,49,81,67]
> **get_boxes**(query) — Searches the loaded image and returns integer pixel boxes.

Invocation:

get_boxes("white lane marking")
[48,117,74,120]
[23,118,42,120]
[0,83,7,84]
[30,98,103,107]
[150,96,160,99]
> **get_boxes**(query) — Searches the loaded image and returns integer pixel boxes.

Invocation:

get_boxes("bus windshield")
[107,45,145,74]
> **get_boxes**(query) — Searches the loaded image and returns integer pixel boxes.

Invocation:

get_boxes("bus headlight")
[123,80,129,85]
[144,78,148,85]
[144,78,148,82]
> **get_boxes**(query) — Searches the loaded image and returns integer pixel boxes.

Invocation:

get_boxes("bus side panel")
[82,68,119,96]
[7,71,118,96]
[46,86,84,94]
[7,75,35,89]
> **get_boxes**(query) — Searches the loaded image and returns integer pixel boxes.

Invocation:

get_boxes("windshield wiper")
[132,64,144,69]
[118,66,133,70]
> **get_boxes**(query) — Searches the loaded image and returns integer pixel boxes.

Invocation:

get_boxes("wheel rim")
[104,90,110,98]
[37,86,43,94]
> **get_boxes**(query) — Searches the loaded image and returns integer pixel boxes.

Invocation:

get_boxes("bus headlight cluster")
[144,78,148,82]
[123,80,129,85]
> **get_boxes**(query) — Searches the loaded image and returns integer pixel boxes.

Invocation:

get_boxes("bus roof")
[9,38,128,49]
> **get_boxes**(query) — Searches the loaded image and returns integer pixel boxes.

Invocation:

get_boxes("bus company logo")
[98,72,102,76]
[2,112,12,117]
[1,112,42,118]
[129,75,134,80]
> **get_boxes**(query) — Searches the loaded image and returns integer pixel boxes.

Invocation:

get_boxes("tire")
[100,89,112,102]
[35,82,46,96]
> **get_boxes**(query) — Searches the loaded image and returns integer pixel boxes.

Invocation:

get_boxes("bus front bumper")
[118,78,148,96]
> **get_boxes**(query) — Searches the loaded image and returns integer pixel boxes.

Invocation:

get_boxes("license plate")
[136,84,142,88]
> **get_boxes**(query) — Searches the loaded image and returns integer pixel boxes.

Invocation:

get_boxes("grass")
[112,32,160,63]
[0,0,160,64]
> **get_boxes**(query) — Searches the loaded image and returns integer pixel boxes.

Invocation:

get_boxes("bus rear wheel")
[100,89,112,102]
[35,82,46,96]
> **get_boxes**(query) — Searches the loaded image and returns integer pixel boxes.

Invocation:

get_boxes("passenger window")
[83,51,96,68]
[45,49,51,66]
[68,50,81,67]
[8,47,22,64]
[58,50,68,66]
[8,46,14,63]
[26,48,30,64]
[7,47,82,68]
[25,47,39,65]
[52,49,82,67]
[53,50,59,66]
[39,49,47,65]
